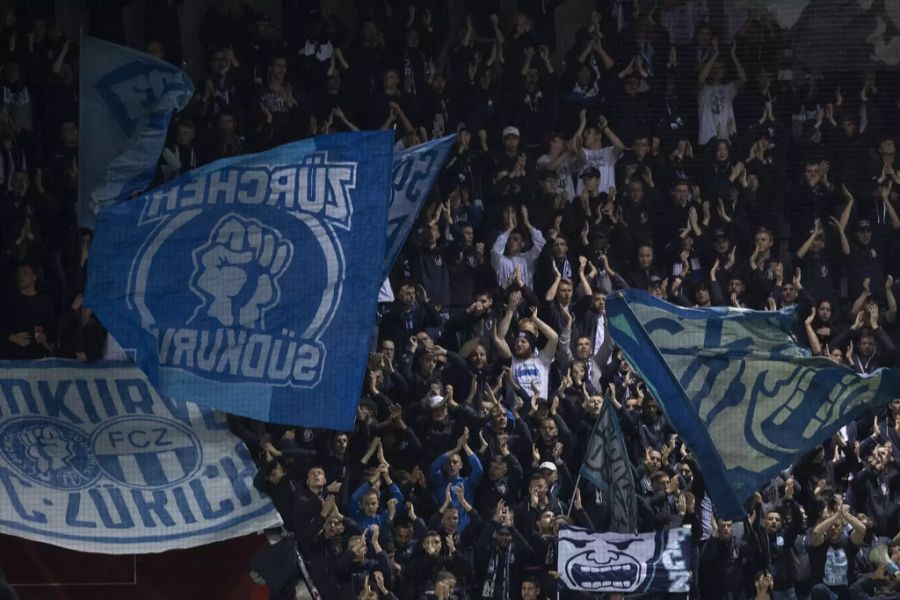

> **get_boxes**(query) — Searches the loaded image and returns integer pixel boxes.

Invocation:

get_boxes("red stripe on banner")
[0,532,269,599]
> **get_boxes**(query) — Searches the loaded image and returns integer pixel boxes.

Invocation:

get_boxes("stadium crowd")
[0,0,899,599]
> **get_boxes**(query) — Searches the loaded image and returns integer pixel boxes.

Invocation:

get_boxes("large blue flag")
[383,135,456,278]
[78,36,194,226]
[84,131,395,429]
[0,360,280,554]
[606,289,900,519]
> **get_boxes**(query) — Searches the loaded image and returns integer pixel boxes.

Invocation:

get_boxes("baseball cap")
[538,170,557,181]
[427,394,446,409]
[502,126,520,138]
[538,461,558,472]
[580,166,601,179]
[649,274,664,286]
[713,227,730,240]
[858,219,872,231]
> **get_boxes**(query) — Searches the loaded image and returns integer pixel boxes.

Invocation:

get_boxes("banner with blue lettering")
[606,289,900,519]
[383,135,456,278]
[78,36,194,226]
[0,360,281,554]
[84,131,394,429]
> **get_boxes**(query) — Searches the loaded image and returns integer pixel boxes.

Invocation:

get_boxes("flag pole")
[566,471,582,517]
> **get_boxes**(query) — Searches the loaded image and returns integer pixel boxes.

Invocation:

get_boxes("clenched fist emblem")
[190,215,293,329]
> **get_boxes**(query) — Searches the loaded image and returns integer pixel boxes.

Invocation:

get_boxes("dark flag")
[579,394,638,533]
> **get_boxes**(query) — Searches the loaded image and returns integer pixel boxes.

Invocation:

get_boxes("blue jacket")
[349,481,404,534]
[429,452,483,532]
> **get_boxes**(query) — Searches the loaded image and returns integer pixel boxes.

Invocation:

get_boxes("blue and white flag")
[84,131,394,429]
[558,526,691,593]
[606,289,900,520]
[0,360,281,554]
[78,36,194,226]
[383,135,456,278]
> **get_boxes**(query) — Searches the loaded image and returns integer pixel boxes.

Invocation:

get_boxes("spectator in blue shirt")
[429,427,484,532]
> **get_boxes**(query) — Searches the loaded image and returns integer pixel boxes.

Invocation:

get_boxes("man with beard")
[494,306,558,400]
[744,480,804,599]
[807,501,867,597]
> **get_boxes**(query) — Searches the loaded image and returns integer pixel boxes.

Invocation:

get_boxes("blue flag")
[84,131,395,429]
[78,36,194,226]
[0,360,280,554]
[606,289,900,519]
[383,135,456,278]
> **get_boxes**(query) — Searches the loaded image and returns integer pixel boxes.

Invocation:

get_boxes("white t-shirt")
[512,350,553,399]
[662,0,708,45]
[576,146,621,195]
[698,82,739,145]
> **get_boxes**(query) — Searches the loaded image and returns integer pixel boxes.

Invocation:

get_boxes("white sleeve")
[526,226,546,261]
[492,232,509,272]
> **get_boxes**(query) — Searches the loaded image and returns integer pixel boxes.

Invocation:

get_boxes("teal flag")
[606,289,900,519]
[580,396,638,533]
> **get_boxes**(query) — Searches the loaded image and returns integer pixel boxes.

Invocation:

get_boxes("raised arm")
[528,306,559,358]
[544,260,562,302]
[731,44,747,85]
[697,41,719,84]
[598,115,625,153]
[804,307,822,355]
[828,215,850,256]
[796,219,824,259]
[886,276,897,324]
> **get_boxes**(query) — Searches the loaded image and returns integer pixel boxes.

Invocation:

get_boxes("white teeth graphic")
[576,562,637,589]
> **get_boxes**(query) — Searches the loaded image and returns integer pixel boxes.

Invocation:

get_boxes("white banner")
[558,526,691,594]
[0,360,281,554]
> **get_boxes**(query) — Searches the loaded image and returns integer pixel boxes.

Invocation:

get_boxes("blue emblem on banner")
[0,417,101,490]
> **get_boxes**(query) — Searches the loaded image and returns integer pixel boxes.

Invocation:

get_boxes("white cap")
[502,126,521,138]
[538,461,558,472]
[427,394,445,408]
